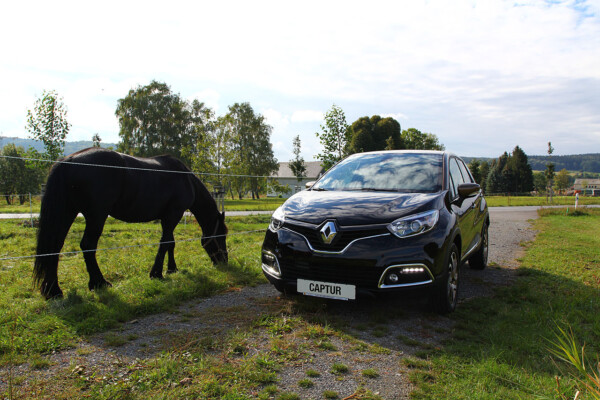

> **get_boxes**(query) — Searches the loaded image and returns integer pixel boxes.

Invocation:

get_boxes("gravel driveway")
[1,207,539,399]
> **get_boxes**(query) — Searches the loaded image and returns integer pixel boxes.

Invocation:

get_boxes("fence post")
[29,193,34,227]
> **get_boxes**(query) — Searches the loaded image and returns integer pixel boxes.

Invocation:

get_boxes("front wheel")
[469,222,488,270]
[430,243,460,314]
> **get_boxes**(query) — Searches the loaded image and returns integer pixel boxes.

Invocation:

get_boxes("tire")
[469,223,488,270]
[431,243,460,314]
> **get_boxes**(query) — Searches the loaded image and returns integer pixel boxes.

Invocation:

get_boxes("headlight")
[387,210,439,238]
[269,207,285,232]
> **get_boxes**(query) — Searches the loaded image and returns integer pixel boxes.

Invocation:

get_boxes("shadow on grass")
[46,259,266,337]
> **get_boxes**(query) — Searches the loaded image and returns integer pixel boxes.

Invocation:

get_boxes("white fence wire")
[0,154,274,263]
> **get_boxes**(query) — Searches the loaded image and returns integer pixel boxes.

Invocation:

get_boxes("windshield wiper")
[356,188,399,192]
[311,187,328,191]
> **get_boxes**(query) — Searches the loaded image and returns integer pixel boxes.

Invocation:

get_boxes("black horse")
[34,148,228,299]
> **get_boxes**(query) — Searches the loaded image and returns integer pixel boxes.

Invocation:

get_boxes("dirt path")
[1,208,538,399]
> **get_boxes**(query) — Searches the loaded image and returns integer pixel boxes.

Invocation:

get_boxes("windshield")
[312,152,443,193]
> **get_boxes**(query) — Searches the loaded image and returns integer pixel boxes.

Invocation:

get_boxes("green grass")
[4,205,600,399]
[3,194,597,214]
[410,207,600,399]
[224,197,285,211]
[361,368,379,379]
[0,214,270,364]
[485,195,600,207]
[298,378,314,388]
[0,196,284,214]
[0,194,42,214]
[330,362,349,375]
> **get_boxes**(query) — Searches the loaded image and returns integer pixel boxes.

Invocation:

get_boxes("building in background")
[268,162,325,198]
[573,178,600,196]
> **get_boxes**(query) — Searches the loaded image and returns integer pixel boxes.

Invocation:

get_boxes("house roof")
[272,161,324,179]
[574,178,600,185]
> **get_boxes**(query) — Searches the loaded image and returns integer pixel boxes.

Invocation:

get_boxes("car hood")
[280,190,446,226]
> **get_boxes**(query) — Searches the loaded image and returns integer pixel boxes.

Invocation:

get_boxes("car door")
[448,157,477,259]
[457,158,483,255]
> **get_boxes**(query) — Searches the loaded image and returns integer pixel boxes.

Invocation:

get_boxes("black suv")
[261,150,489,312]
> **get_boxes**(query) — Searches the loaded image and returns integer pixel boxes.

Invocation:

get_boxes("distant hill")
[0,136,117,156]
[463,153,600,173]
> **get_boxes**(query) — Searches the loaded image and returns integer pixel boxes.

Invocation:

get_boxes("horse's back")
[52,148,196,222]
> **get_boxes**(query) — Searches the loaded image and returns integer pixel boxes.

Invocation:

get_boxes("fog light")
[261,251,281,277]
[388,273,399,283]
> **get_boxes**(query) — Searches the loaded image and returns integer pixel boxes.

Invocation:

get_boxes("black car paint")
[261,151,489,299]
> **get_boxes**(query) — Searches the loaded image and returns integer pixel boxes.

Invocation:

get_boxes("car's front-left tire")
[431,243,460,314]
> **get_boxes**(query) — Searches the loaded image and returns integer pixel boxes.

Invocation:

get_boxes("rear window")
[313,152,443,193]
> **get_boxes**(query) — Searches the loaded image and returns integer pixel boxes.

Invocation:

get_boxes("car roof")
[348,150,459,159]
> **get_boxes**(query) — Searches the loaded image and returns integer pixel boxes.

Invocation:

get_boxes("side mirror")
[305,181,316,189]
[457,183,480,198]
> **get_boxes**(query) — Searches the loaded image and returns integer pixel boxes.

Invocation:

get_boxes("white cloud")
[262,109,290,131]
[1,0,599,157]
[187,89,222,115]
[381,113,409,122]
[291,110,324,123]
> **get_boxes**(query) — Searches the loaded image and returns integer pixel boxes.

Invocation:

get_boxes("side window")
[449,158,464,199]
[457,159,474,184]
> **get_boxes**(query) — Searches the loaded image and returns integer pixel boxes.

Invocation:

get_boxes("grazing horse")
[33,148,228,299]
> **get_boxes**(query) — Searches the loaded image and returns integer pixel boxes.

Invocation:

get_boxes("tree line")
[528,154,600,174]
[13,83,572,202]
[314,104,444,171]
[0,85,448,202]
[0,82,280,202]
[115,81,278,200]
[467,143,581,195]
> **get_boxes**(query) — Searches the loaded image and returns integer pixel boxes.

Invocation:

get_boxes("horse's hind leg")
[166,245,177,274]
[38,210,78,299]
[150,213,181,279]
[80,213,112,291]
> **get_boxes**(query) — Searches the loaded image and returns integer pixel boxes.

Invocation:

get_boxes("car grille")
[280,257,381,287]
[282,221,389,252]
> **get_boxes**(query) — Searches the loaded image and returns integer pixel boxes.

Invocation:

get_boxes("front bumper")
[261,224,449,297]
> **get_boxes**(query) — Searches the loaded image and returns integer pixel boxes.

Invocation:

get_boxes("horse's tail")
[33,163,75,297]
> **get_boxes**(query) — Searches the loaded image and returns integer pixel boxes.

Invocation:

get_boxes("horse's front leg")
[81,214,112,291]
[150,243,169,279]
[166,246,177,274]
[150,215,179,279]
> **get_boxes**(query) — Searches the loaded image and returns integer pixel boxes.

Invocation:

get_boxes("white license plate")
[297,279,356,300]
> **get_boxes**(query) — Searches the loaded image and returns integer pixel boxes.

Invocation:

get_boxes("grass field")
[408,207,600,399]
[485,195,600,207]
[0,215,270,363]
[2,209,599,399]
[1,194,598,215]
[0,196,286,214]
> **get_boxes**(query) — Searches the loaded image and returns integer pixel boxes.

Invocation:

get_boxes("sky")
[1,0,599,162]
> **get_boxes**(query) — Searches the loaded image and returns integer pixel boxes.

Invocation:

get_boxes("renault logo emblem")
[320,221,337,244]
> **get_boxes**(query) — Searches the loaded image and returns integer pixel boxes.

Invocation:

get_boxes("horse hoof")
[166,268,178,274]
[41,282,63,300]
[149,273,164,280]
[44,290,64,300]
[89,280,112,291]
